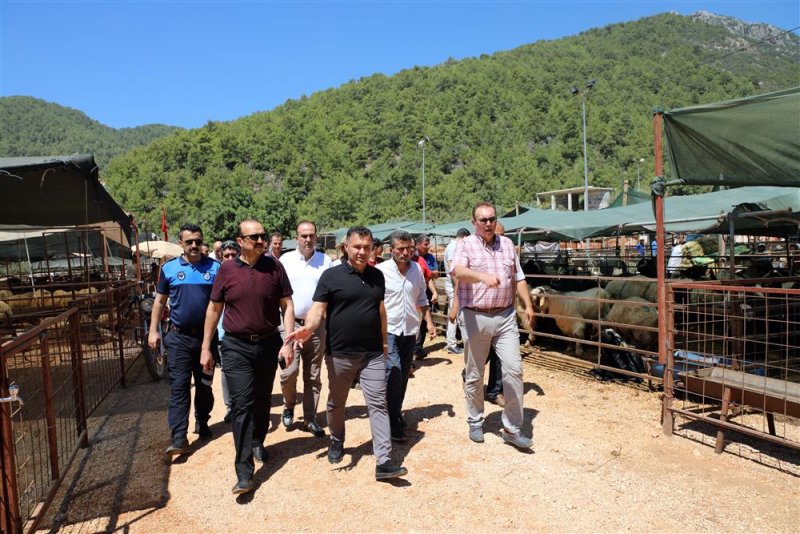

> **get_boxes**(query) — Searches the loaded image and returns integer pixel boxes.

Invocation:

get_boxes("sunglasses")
[183,238,204,245]
[476,217,497,224]
[241,233,268,242]
[222,252,238,258]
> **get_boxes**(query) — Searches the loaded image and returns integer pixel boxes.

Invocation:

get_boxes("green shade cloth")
[663,87,800,187]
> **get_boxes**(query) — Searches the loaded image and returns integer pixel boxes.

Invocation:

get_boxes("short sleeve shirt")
[157,255,219,328]
[414,255,433,282]
[313,262,385,355]
[210,255,293,336]
[377,260,428,336]
[280,249,332,319]
[450,234,524,309]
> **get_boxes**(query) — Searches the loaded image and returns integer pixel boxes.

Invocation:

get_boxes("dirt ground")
[39,338,799,533]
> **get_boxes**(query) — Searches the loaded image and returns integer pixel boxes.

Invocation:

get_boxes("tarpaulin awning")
[0,154,132,243]
[663,87,800,187]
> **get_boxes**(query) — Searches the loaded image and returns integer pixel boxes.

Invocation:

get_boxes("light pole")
[636,157,645,190]
[418,136,429,224]
[570,80,595,211]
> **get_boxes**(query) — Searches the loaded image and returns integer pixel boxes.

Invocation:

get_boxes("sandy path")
[41,339,799,533]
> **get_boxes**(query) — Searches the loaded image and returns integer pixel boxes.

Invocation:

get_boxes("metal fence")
[663,280,800,455]
[1,282,141,533]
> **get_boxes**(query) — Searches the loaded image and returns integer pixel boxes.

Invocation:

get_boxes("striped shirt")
[450,234,524,309]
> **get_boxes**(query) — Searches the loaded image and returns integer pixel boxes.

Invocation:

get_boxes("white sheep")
[604,296,658,351]
[0,300,12,320]
[531,286,611,356]
[604,275,657,302]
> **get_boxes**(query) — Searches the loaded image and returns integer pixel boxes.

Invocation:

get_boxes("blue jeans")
[385,333,416,427]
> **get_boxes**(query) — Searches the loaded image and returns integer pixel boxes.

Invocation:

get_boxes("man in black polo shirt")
[201,218,295,495]
[287,226,408,481]
[149,223,219,457]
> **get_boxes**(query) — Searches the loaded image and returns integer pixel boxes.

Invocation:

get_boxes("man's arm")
[200,300,224,370]
[379,300,388,358]
[516,279,534,327]
[147,293,169,350]
[452,265,500,287]
[284,301,327,346]
[419,305,437,339]
[427,278,439,308]
[279,296,295,366]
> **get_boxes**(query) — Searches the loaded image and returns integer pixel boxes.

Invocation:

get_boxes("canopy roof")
[499,186,800,240]
[0,154,132,244]
[663,87,800,187]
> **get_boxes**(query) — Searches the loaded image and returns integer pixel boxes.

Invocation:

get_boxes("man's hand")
[200,347,215,372]
[481,273,501,287]
[148,330,161,351]
[428,323,438,339]
[523,306,535,328]
[284,326,311,348]
[279,343,294,368]
[448,306,458,323]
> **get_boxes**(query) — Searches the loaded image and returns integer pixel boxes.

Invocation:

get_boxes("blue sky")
[1,1,798,129]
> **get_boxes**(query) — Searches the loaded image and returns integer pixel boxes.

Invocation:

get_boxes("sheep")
[591,328,646,381]
[531,286,611,356]
[604,296,658,351]
[604,276,657,303]
[0,300,12,320]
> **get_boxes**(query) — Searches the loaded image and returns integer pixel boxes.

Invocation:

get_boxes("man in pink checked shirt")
[450,201,535,450]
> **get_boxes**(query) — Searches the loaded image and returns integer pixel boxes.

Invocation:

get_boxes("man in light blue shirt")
[443,228,470,354]
[378,230,436,442]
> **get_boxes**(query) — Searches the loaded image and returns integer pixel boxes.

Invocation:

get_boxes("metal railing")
[1,282,140,533]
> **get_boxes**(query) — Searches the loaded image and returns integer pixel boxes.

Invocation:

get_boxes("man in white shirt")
[378,230,437,442]
[443,228,470,354]
[279,221,332,436]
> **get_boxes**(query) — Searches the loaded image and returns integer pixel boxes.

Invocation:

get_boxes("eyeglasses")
[183,238,204,245]
[222,252,238,258]
[476,217,497,224]
[241,233,268,242]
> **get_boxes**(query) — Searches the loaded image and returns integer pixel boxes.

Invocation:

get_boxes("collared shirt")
[313,262,385,355]
[377,259,428,336]
[414,255,433,282]
[157,255,219,328]
[450,234,524,309]
[280,249,332,319]
[210,255,293,336]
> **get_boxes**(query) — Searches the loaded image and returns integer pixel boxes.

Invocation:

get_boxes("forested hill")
[0,96,182,167]
[103,12,800,239]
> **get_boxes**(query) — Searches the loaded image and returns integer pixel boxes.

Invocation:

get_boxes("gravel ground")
[39,338,799,533]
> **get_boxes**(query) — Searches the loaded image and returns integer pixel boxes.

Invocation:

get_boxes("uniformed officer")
[149,223,220,456]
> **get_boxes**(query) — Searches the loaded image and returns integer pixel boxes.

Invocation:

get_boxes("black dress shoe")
[328,440,344,464]
[390,427,406,442]
[165,436,189,456]
[252,444,268,464]
[232,478,254,495]
[195,422,212,439]
[375,462,408,480]
[304,421,325,437]
[282,408,294,429]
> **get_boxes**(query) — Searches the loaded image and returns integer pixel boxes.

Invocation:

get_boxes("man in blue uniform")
[149,223,220,456]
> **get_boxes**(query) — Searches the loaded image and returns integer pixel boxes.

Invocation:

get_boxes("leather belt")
[296,318,306,326]
[227,331,279,342]
[464,306,509,315]
[171,325,204,337]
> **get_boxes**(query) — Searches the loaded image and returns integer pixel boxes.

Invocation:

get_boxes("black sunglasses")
[476,217,497,224]
[222,252,238,258]
[241,233,268,242]
[183,238,204,245]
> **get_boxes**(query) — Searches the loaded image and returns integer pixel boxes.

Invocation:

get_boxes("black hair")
[456,228,471,238]
[346,225,373,242]
[179,223,203,240]
[387,230,413,247]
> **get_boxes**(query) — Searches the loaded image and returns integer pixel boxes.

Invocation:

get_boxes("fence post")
[39,333,60,481]
[0,347,22,534]
[108,288,127,389]
[69,310,89,448]
[662,284,675,436]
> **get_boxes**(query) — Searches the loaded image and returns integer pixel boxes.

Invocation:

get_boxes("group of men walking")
[149,201,535,496]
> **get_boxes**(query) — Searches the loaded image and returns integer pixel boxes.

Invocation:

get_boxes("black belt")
[227,331,279,342]
[171,325,204,337]
[296,318,306,326]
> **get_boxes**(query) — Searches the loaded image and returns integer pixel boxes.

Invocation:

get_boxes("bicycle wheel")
[140,299,168,381]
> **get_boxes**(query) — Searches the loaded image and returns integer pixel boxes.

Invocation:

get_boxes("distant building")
[535,186,613,211]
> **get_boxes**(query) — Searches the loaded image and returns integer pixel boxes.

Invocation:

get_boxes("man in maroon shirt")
[201,219,295,496]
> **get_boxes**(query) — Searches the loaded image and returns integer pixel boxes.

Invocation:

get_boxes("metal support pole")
[40,333,60,481]
[581,93,589,212]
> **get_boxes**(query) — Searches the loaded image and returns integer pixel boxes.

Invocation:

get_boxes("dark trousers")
[485,346,504,399]
[221,334,281,481]
[386,333,416,427]
[415,288,433,355]
[165,331,215,439]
